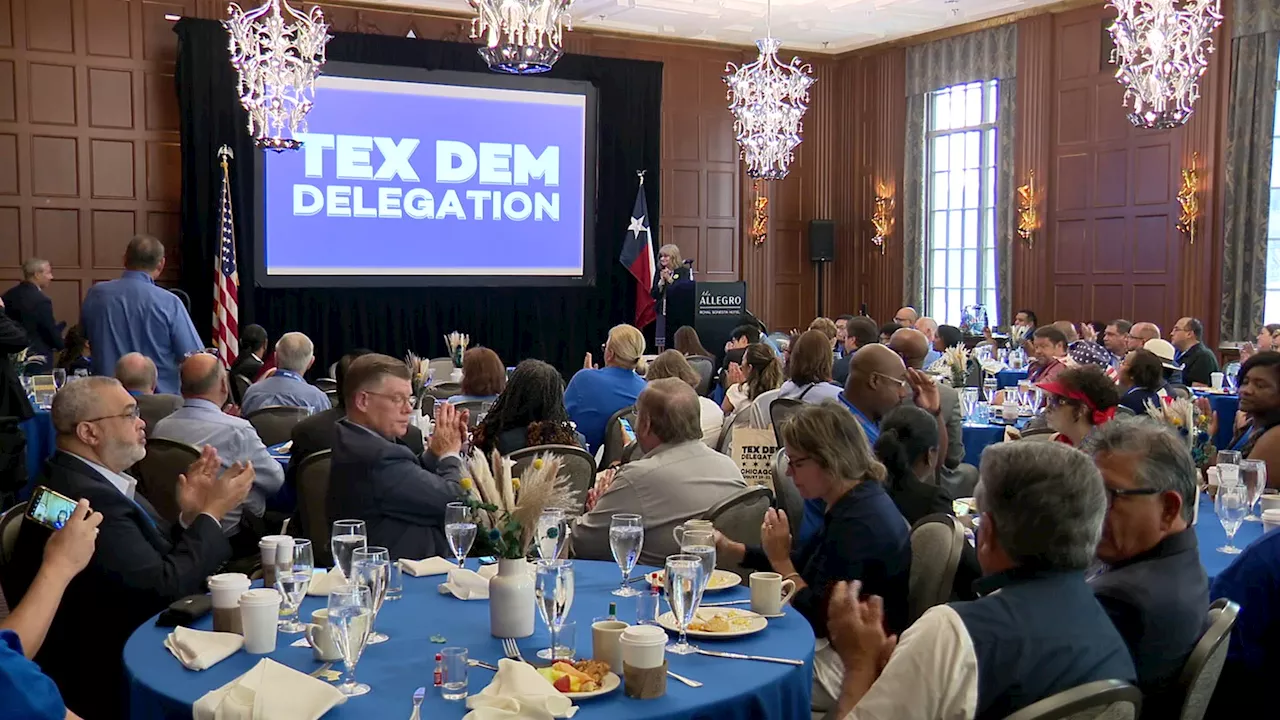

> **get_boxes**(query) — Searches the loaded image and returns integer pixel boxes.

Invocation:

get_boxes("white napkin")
[438,568,491,600]
[276,441,292,453]
[193,658,346,720]
[463,658,578,719]
[163,626,243,671]
[399,556,460,578]
[306,566,346,596]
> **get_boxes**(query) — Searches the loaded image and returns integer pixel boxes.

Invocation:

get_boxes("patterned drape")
[902,25,1018,321]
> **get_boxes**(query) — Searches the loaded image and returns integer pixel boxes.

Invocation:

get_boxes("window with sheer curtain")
[1265,50,1280,324]
[924,79,1000,327]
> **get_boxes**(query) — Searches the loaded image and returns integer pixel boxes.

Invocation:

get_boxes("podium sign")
[694,282,747,363]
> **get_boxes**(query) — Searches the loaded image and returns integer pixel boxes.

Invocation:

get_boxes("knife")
[700,599,751,607]
[694,647,804,665]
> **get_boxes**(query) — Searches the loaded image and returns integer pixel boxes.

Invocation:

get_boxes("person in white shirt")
[645,350,723,448]
[778,330,844,406]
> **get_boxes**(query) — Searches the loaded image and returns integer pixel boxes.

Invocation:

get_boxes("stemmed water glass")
[1241,459,1268,521]
[445,502,477,567]
[609,514,644,597]
[535,508,568,561]
[679,529,717,606]
[351,546,390,644]
[535,560,575,663]
[328,584,373,697]
[982,375,998,404]
[663,553,704,655]
[1215,484,1248,554]
[330,519,367,578]
[274,538,314,633]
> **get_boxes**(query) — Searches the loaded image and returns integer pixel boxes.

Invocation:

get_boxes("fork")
[501,637,528,664]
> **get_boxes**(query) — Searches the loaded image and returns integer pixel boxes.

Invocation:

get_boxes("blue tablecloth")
[19,410,55,498]
[962,422,1006,467]
[1191,390,1240,450]
[124,560,815,720]
[1195,492,1266,581]
[995,369,1028,390]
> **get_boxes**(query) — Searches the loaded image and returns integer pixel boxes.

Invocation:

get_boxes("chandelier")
[470,0,574,75]
[224,0,330,151]
[723,1,815,180]
[1107,0,1222,129]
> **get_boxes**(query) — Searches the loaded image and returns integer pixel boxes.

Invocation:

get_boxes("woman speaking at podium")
[652,244,693,351]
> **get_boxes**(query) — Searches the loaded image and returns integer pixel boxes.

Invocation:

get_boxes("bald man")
[889,329,970,485]
[1127,322,1162,352]
[152,354,284,556]
[893,307,919,327]
[915,317,943,367]
[1052,320,1080,344]
[114,352,182,437]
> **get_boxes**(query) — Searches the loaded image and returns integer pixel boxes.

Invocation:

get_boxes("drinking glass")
[330,520,367,579]
[328,584,373,697]
[1241,459,1268,521]
[536,620,576,661]
[962,388,979,419]
[679,529,716,605]
[385,559,403,601]
[609,514,644,597]
[535,508,568,561]
[274,538,314,633]
[440,647,469,700]
[663,554,704,655]
[52,369,66,389]
[445,502,476,567]
[1215,484,1248,554]
[982,376,998,404]
[351,546,390,644]
[535,560,575,666]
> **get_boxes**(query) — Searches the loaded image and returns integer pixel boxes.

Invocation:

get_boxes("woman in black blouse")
[874,405,953,523]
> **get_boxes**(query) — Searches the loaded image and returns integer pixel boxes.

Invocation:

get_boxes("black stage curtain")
[174,18,661,375]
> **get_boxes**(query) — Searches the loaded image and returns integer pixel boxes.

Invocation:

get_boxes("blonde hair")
[659,244,683,268]
[807,317,837,341]
[646,349,699,388]
[780,401,887,485]
[606,324,646,370]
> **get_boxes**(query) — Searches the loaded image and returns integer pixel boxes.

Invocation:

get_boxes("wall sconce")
[871,183,893,255]
[1016,170,1038,245]
[1177,153,1200,245]
[750,179,768,246]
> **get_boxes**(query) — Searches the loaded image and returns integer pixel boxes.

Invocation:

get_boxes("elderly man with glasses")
[1083,418,1207,718]
[327,353,468,561]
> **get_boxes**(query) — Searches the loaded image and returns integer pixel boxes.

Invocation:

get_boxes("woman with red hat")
[1037,365,1122,446]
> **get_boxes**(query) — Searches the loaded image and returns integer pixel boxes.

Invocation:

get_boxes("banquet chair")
[314,377,337,393]
[0,501,26,605]
[769,398,805,446]
[426,383,462,403]
[230,373,252,406]
[131,438,202,523]
[701,486,773,579]
[245,406,312,446]
[509,444,597,513]
[454,400,493,427]
[600,405,637,468]
[294,450,333,567]
[907,514,965,623]
[324,389,340,408]
[687,356,714,396]
[1003,679,1141,720]
[1175,598,1239,720]
[418,394,437,420]
[427,358,455,383]
[770,449,803,539]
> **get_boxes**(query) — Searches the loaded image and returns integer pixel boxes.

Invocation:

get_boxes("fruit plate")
[646,569,742,592]
[657,607,768,639]
[563,672,620,699]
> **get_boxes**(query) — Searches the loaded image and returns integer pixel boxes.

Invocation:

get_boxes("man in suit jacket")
[114,352,181,437]
[2,258,62,373]
[229,323,267,383]
[8,376,253,719]
[832,317,879,385]
[1085,418,1208,719]
[0,305,33,421]
[574,378,746,567]
[326,354,466,561]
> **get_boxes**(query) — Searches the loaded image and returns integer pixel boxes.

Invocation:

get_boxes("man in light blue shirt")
[80,235,203,394]
[915,317,944,368]
[153,354,284,549]
[240,331,331,416]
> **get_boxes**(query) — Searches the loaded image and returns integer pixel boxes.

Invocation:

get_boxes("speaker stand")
[814,260,828,318]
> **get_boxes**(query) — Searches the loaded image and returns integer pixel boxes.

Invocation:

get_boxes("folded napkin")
[399,556,459,578]
[439,568,491,600]
[193,658,346,720]
[463,658,578,719]
[306,566,346,596]
[277,440,292,453]
[164,626,243,671]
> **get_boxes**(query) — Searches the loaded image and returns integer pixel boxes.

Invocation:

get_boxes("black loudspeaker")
[809,220,835,262]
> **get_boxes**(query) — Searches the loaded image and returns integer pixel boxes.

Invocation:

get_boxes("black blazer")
[229,353,264,383]
[0,309,33,420]
[650,265,692,299]
[8,451,231,719]
[2,281,62,368]
[326,420,464,561]
[288,407,424,485]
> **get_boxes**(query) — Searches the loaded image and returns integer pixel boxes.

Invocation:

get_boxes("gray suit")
[135,392,182,438]
[573,440,746,568]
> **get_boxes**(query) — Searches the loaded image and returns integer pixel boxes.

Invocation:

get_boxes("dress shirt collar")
[182,398,224,414]
[121,269,156,285]
[58,449,137,499]
[1099,527,1198,574]
[973,565,1081,597]
[340,417,391,441]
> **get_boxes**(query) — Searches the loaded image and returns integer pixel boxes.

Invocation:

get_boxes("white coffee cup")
[259,535,292,587]
[672,519,715,547]
[1260,492,1280,513]
[592,620,629,674]
[1001,402,1018,423]
[239,588,281,654]
[207,573,251,634]
[305,609,342,661]
[619,624,666,670]
[749,571,797,616]
[1210,372,1225,390]
[1263,508,1280,534]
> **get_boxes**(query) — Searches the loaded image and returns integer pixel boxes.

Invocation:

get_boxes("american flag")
[213,145,239,368]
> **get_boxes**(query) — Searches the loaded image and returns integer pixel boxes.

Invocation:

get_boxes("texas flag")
[619,180,657,328]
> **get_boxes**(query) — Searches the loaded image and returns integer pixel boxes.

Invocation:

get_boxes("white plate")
[657,607,768,639]
[562,672,620,699]
[646,569,742,592]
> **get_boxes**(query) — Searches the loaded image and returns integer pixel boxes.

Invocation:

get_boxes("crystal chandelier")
[1107,0,1222,129]
[724,1,815,180]
[224,0,330,151]
[470,0,574,75]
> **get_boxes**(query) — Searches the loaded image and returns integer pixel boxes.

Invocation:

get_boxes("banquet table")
[124,559,816,720]
[1195,492,1266,581]
[19,409,55,499]
[995,369,1028,390]
[1191,390,1240,450]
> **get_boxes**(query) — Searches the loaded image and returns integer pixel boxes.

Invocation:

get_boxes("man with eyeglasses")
[892,307,918,328]
[8,375,255,719]
[327,353,467,561]
[1083,417,1207,719]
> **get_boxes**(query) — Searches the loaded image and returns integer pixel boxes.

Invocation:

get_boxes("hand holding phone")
[34,495,102,581]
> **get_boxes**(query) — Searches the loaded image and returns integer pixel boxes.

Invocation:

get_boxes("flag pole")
[213,145,240,370]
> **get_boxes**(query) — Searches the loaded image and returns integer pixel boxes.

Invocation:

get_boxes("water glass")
[445,502,476,567]
[679,529,716,605]
[328,584,373,697]
[663,554,704,655]
[440,647,469,700]
[351,546,390,644]
[1216,484,1248,554]
[274,538,314,633]
[535,560,575,667]
[384,559,403,601]
[52,368,66,389]
[1241,459,1268,521]
[962,387,979,419]
[636,589,661,626]
[982,376,998,404]
[609,514,644,597]
[537,620,576,661]
[330,520,367,578]
[535,508,568,561]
